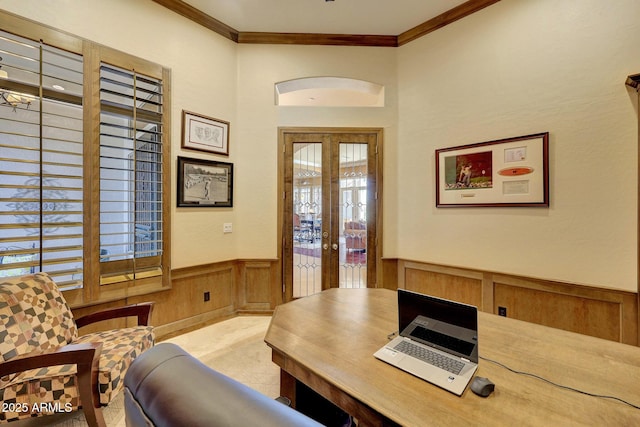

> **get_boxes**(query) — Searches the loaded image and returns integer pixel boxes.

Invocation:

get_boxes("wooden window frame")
[0,11,172,306]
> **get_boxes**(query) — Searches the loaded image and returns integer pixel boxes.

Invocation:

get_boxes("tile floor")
[163,315,279,398]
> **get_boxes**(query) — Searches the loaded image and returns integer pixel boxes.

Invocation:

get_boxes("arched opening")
[275,77,384,107]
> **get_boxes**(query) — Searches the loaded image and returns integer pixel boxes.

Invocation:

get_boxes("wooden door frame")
[277,127,384,304]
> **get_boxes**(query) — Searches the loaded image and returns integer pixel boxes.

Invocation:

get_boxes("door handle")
[332,243,338,251]
[323,243,329,250]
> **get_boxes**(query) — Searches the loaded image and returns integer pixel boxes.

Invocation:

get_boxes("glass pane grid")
[293,143,322,298]
[339,143,367,289]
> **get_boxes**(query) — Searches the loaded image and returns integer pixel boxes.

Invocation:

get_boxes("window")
[99,64,165,286]
[0,30,84,290]
[0,13,171,302]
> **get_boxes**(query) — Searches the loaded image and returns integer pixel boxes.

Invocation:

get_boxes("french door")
[281,129,380,301]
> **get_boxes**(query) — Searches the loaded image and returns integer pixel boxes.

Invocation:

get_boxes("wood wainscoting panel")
[236,260,278,312]
[492,274,638,345]
[173,262,235,314]
[399,261,483,308]
[397,259,638,346]
[77,259,280,341]
[494,284,622,342]
[152,261,236,339]
[380,258,399,290]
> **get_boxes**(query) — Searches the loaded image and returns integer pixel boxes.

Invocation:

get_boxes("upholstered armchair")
[0,272,154,427]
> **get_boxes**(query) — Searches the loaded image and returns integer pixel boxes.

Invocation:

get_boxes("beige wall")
[0,0,398,266]
[396,0,640,291]
[235,44,398,258]
[2,0,639,291]
[0,0,239,267]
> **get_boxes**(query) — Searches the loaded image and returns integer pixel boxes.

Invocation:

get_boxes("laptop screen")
[397,289,478,360]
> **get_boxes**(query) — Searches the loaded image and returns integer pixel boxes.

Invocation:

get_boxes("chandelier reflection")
[0,91,32,111]
[0,56,33,111]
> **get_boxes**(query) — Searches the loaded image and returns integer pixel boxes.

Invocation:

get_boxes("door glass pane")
[339,143,367,288]
[293,143,322,297]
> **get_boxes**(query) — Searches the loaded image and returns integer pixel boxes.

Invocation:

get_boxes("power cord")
[480,355,640,410]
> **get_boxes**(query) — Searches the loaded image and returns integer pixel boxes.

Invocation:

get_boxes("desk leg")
[280,369,297,408]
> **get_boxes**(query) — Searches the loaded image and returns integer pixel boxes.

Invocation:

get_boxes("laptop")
[373,289,479,396]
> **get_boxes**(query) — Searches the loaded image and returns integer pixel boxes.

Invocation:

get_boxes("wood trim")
[161,66,173,291]
[151,0,239,42]
[397,0,502,46]
[237,32,397,47]
[278,127,384,301]
[97,45,166,78]
[0,10,83,53]
[635,78,640,345]
[153,0,501,47]
[84,40,101,305]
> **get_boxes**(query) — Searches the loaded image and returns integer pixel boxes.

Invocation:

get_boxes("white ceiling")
[181,0,469,35]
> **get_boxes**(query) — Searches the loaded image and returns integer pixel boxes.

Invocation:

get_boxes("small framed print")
[181,110,229,156]
[435,132,549,207]
[177,156,233,207]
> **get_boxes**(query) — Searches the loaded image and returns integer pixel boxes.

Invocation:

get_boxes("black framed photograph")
[436,132,549,207]
[177,156,233,207]
[181,110,230,156]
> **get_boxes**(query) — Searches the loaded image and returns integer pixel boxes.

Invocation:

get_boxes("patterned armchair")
[0,273,154,427]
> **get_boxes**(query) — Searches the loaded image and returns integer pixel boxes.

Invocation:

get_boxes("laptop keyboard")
[393,340,464,375]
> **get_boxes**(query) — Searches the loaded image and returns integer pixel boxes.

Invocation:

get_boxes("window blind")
[0,31,84,289]
[99,63,164,285]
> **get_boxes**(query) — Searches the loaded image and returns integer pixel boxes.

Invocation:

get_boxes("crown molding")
[153,0,501,47]
[151,0,239,42]
[398,0,501,46]
[237,32,398,47]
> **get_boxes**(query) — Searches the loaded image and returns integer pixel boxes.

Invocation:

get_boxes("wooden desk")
[264,288,640,426]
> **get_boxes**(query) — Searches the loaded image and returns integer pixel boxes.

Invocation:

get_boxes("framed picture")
[177,156,233,207]
[181,110,230,155]
[436,132,549,207]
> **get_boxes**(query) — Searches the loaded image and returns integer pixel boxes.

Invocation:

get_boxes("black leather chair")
[123,342,323,427]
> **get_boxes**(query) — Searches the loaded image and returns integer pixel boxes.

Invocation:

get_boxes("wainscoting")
[71,259,278,341]
[150,260,280,339]
[397,260,639,346]
[71,258,639,346]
